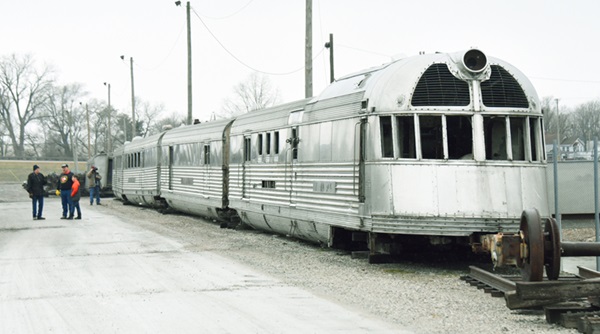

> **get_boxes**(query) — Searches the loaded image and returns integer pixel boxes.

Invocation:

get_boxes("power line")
[531,76,600,84]
[193,0,255,20]
[190,6,324,76]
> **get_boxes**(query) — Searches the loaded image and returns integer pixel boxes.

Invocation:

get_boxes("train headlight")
[462,49,487,73]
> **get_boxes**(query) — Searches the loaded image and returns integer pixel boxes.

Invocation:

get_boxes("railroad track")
[462,265,600,332]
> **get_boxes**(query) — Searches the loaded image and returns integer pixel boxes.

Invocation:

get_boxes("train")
[108,48,550,262]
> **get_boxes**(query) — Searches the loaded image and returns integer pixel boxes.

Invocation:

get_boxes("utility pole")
[83,103,90,160]
[304,0,313,98]
[324,33,334,83]
[104,82,112,153]
[130,57,136,139]
[186,1,193,125]
[555,98,560,161]
[69,101,79,173]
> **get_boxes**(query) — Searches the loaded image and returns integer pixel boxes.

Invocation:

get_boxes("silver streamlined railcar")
[86,152,113,196]
[112,49,549,260]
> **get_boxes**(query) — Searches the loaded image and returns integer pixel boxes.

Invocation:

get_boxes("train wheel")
[544,218,561,280]
[519,209,544,282]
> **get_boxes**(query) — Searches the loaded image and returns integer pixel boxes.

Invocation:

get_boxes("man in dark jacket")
[26,164,47,220]
[57,163,74,219]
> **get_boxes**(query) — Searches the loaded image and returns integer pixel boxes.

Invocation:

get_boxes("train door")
[202,143,210,194]
[287,126,299,205]
[242,135,251,199]
[168,146,174,190]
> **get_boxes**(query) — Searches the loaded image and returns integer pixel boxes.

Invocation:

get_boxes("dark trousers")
[32,195,44,218]
[73,200,81,218]
[89,186,101,204]
[60,190,73,218]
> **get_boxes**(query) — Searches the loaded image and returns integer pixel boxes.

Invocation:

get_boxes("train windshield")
[380,114,543,162]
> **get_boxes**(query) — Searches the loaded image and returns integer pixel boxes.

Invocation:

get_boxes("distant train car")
[159,119,234,219]
[113,132,166,207]
[112,49,549,258]
[86,152,113,196]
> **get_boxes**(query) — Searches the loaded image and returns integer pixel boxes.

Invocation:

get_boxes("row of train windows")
[123,149,159,169]
[380,115,542,161]
[243,130,298,161]
[122,144,211,169]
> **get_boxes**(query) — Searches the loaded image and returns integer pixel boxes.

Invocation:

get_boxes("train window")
[530,117,540,161]
[484,116,507,160]
[447,116,473,159]
[291,128,299,160]
[380,116,393,158]
[397,116,416,158]
[274,131,280,154]
[266,133,271,155]
[510,117,526,161]
[262,180,275,188]
[244,137,251,162]
[203,144,210,165]
[420,116,444,159]
[258,134,263,156]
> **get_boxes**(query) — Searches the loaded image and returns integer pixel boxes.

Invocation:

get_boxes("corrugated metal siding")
[167,166,223,199]
[370,216,520,236]
[229,162,360,214]
[304,92,364,122]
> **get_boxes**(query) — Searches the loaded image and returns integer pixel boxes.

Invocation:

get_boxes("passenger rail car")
[112,49,550,257]
[86,152,113,196]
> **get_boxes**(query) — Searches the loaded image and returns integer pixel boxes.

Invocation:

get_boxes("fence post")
[553,141,561,231]
[594,137,599,270]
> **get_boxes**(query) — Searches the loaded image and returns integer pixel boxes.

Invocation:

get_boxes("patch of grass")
[0,160,87,183]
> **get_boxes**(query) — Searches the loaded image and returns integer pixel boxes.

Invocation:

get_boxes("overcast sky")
[3,0,600,122]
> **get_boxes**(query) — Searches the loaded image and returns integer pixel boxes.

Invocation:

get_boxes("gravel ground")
[6,182,594,333]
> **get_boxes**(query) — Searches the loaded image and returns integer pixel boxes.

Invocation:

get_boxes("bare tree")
[137,100,165,137]
[571,100,600,150]
[0,54,53,157]
[219,72,281,119]
[40,83,86,158]
[148,112,186,136]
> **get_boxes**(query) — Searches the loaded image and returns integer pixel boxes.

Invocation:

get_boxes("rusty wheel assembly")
[518,209,544,282]
[544,217,561,280]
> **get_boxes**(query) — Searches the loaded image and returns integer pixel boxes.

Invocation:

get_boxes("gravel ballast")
[97,197,589,334]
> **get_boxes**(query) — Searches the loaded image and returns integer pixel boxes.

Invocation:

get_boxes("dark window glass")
[510,117,526,161]
[447,116,473,160]
[484,116,507,160]
[204,145,210,165]
[291,128,299,160]
[244,137,251,162]
[274,131,280,154]
[530,118,539,161]
[380,116,393,158]
[397,116,416,158]
[420,116,443,159]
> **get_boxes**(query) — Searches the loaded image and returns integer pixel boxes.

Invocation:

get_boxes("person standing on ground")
[26,164,47,220]
[57,164,74,219]
[71,174,82,219]
[86,166,102,205]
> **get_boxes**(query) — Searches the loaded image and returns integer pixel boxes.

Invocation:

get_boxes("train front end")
[361,49,549,250]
